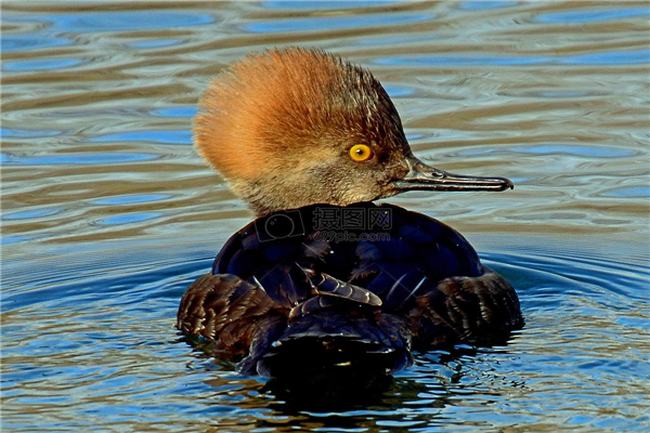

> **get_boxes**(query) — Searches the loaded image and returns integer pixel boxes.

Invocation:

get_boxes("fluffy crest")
[193,48,405,215]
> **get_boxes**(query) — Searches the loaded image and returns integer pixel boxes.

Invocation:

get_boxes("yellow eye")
[349,144,374,162]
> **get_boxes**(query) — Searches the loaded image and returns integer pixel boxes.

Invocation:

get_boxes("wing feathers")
[298,264,382,307]
[409,271,523,347]
[177,273,284,357]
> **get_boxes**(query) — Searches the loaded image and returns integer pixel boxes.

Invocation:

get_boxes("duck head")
[194,48,512,216]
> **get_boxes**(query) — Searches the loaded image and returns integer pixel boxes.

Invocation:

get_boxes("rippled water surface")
[2,1,649,432]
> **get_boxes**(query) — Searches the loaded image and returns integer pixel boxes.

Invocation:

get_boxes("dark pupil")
[356,148,364,155]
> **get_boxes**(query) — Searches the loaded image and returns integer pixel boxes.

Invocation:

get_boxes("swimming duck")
[177,48,523,380]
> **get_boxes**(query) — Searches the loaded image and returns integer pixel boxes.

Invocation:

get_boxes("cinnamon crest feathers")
[194,48,410,215]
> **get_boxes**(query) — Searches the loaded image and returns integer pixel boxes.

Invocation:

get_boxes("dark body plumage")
[177,202,523,378]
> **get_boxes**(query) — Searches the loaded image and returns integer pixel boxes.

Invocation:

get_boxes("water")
[2,1,649,432]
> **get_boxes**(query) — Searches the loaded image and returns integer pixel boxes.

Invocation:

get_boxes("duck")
[177,47,523,382]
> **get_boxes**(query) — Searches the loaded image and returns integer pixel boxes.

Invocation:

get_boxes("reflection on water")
[2,1,649,432]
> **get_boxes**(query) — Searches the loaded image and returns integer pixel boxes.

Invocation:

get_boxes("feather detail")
[297,263,382,307]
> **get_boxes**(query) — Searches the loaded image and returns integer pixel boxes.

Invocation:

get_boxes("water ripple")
[90,130,192,145]
[42,11,214,33]
[244,12,433,34]
[1,152,159,166]
[535,7,649,24]
[375,49,650,67]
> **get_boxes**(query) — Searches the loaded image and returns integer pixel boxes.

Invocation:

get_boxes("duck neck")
[231,176,339,218]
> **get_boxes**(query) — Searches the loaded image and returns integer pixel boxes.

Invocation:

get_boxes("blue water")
[2,1,649,432]
[2,237,648,431]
